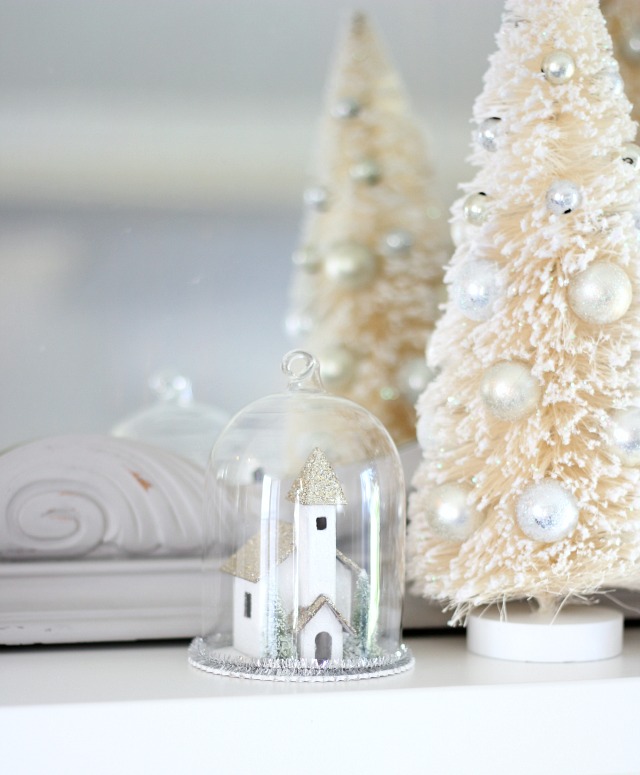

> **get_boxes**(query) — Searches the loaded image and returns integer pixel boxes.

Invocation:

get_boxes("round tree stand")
[467,603,623,662]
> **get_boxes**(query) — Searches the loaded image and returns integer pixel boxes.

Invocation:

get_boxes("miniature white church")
[221,448,358,663]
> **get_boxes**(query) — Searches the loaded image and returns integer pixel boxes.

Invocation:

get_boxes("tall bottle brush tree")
[603,0,640,134]
[408,0,640,622]
[287,12,448,446]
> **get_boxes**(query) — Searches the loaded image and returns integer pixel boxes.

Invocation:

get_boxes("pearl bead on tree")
[350,158,382,185]
[382,229,413,255]
[463,192,492,225]
[324,241,377,289]
[609,409,640,466]
[452,259,502,322]
[425,483,484,542]
[319,346,356,389]
[516,480,579,542]
[331,97,361,119]
[541,50,576,84]
[481,361,541,421]
[477,117,501,152]
[303,185,329,211]
[568,262,632,325]
[546,180,582,214]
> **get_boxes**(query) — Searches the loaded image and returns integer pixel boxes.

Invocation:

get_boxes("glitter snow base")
[188,637,414,681]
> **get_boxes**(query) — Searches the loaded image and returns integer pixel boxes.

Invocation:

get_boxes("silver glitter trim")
[188,637,414,682]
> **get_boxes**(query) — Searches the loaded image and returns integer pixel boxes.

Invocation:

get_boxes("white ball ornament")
[350,158,381,185]
[324,241,377,289]
[452,259,502,322]
[319,346,356,388]
[546,180,582,214]
[331,97,361,119]
[425,483,484,542]
[568,262,632,325]
[609,409,640,466]
[397,357,437,405]
[597,68,624,97]
[477,117,501,151]
[622,143,640,167]
[382,229,413,255]
[516,480,579,542]
[481,361,541,421]
[463,192,492,225]
[541,50,576,84]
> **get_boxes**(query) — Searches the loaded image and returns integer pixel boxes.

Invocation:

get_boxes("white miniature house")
[189,350,412,681]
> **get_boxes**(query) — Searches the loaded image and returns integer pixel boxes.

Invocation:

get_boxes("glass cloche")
[188,350,413,681]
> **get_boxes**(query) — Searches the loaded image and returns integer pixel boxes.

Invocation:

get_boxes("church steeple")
[287,447,347,506]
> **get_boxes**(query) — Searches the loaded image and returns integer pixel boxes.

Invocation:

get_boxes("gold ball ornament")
[568,262,632,325]
[324,241,377,289]
[481,361,541,421]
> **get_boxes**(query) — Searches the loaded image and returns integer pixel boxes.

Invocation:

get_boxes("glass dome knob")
[282,350,325,393]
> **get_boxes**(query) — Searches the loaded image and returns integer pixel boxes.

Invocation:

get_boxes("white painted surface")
[467,604,624,663]
[1,633,640,775]
[296,502,337,608]
[231,577,264,659]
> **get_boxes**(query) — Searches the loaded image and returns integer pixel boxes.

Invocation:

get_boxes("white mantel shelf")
[2,631,640,775]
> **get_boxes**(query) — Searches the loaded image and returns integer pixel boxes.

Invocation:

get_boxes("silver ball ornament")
[568,262,632,325]
[463,192,492,225]
[541,50,576,84]
[546,180,582,215]
[516,480,579,542]
[324,241,377,288]
[622,142,640,167]
[291,246,322,273]
[425,483,484,542]
[621,25,640,62]
[481,361,541,421]
[609,408,640,466]
[382,229,413,254]
[331,97,361,120]
[320,346,356,389]
[477,117,502,152]
[350,158,381,185]
[452,259,502,322]
[397,357,437,405]
[303,185,329,211]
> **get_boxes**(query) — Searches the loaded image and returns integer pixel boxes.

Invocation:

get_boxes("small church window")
[316,516,327,530]
[244,592,252,618]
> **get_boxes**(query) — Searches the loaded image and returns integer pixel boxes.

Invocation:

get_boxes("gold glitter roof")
[293,594,355,636]
[220,521,294,583]
[287,448,347,506]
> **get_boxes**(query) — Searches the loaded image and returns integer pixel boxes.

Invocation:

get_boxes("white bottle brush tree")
[408,0,640,623]
[286,11,448,446]
[603,0,640,134]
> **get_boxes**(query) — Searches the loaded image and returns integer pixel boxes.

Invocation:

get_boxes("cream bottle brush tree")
[286,11,448,446]
[408,0,640,623]
[603,0,640,134]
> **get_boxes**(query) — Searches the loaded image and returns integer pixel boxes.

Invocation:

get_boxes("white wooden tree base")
[467,603,624,663]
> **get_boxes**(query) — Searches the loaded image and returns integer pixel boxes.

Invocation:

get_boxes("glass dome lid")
[188,350,413,681]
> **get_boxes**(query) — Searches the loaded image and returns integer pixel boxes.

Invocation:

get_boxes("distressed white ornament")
[541,50,576,84]
[319,346,356,388]
[463,192,492,225]
[397,357,436,405]
[568,262,632,324]
[546,180,582,214]
[516,480,579,542]
[303,186,329,211]
[609,408,640,466]
[622,142,640,167]
[481,361,540,421]
[331,97,361,119]
[292,246,322,273]
[350,158,381,185]
[477,117,502,151]
[452,259,502,321]
[324,241,377,288]
[424,483,484,542]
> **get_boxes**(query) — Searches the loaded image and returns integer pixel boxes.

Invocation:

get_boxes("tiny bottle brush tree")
[603,0,640,134]
[287,12,447,446]
[408,0,640,658]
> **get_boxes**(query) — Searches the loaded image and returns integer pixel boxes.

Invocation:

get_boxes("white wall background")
[0,0,504,448]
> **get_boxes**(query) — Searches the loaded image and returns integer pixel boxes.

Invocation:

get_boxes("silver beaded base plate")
[188,637,414,682]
